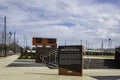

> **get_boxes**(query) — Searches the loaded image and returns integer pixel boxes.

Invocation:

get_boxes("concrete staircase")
[83,59,120,69]
[45,62,58,69]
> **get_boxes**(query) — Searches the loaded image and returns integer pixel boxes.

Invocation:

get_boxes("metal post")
[49,53,50,62]
[55,52,57,63]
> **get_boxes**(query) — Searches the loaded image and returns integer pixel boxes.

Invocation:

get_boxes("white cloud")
[0,0,120,48]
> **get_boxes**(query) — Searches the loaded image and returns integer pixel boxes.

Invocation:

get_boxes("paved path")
[0,55,120,80]
[84,56,114,59]
[0,55,19,67]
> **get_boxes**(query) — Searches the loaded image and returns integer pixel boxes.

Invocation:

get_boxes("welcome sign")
[58,45,83,76]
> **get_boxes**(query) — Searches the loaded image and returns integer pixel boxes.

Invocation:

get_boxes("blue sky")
[0,0,120,48]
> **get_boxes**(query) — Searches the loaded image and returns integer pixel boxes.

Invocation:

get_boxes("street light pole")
[108,38,111,53]
[14,32,16,54]
[8,31,16,54]
[4,16,7,57]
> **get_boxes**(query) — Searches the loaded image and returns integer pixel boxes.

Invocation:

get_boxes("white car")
[8,50,13,54]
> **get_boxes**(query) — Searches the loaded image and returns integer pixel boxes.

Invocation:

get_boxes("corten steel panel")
[59,67,82,76]
[58,45,83,76]
[32,37,57,47]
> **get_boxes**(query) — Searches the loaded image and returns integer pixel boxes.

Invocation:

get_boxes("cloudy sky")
[0,0,120,48]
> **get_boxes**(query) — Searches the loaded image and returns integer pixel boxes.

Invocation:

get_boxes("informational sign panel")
[32,37,57,47]
[58,45,83,76]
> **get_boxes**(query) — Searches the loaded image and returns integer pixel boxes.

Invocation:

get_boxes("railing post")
[55,52,56,63]
[49,52,50,62]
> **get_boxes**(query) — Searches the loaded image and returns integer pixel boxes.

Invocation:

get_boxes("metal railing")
[39,48,58,64]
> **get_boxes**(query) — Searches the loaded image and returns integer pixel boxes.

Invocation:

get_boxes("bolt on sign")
[32,37,57,48]
[58,45,83,76]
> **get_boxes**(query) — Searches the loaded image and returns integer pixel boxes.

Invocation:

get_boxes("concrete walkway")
[0,55,120,80]
[84,56,114,59]
[0,55,19,67]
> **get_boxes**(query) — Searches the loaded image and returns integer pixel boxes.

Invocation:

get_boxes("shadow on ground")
[26,72,58,76]
[91,76,120,80]
[7,59,46,67]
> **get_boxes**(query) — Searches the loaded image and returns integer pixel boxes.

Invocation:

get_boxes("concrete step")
[46,62,58,69]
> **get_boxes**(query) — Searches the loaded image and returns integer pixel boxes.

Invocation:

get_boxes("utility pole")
[0,16,7,56]
[14,32,16,54]
[101,41,103,52]
[4,16,7,57]
[65,40,66,45]
[9,32,12,45]
[86,40,88,50]
[24,36,25,49]
[81,40,82,45]
[26,37,27,49]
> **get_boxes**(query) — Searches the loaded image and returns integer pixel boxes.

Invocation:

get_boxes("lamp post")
[0,16,7,57]
[7,32,12,46]
[8,32,16,54]
[108,38,111,53]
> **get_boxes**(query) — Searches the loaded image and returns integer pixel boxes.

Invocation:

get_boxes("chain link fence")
[57,39,120,55]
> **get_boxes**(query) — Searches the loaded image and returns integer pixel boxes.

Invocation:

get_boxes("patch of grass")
[18,52,35,59]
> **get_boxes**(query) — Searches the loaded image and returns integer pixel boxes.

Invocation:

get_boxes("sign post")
[58,45,83,76]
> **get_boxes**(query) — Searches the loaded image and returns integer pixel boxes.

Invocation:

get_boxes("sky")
[0,0,120,48]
